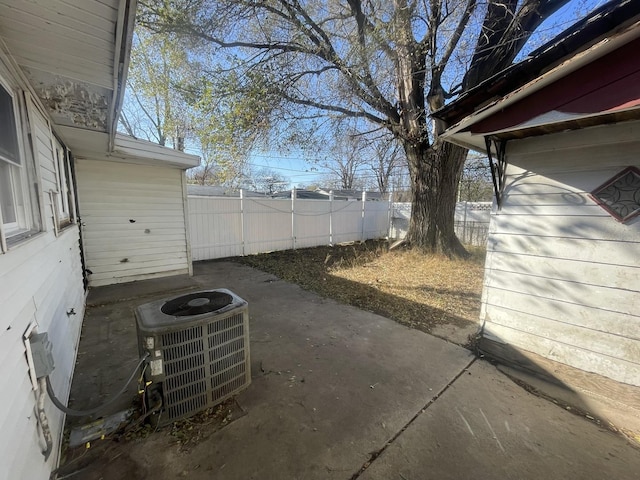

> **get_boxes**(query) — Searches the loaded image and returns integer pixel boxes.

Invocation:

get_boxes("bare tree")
[120,28,193,147]
[248,167,290,193]
[319,133,368,190]
[366,135,406,194]
[459,155,493,202]
[140,0,572,256]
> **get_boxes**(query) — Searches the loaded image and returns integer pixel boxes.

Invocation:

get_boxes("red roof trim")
[469,37,640,134]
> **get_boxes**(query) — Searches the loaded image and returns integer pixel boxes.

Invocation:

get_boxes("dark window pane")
[0,85,19,165]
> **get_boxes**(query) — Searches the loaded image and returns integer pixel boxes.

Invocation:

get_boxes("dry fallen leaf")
[236,240,485,335]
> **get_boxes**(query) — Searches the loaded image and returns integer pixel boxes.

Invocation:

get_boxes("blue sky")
[248,151,328,188]
[123,0,605,191]
[245,0,604,190]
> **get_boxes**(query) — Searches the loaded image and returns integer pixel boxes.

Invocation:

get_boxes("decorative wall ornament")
[590,166,640,223]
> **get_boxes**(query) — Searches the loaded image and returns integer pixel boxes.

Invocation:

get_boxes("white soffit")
[0,0,134,150]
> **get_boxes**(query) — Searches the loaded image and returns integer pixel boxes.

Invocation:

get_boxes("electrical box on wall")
[29,332,55,378]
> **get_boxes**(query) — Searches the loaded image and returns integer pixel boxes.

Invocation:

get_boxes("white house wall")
[76,159,191,286]
[481,121,640,386]
[0,108,85,479]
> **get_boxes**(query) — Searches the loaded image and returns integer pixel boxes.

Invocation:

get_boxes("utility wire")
[46,354,149,417]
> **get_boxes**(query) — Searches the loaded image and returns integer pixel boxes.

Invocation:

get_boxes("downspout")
[181,171,193,276]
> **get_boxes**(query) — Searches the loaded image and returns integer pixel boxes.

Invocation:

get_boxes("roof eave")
[434,0,640,127]
[108,0,138,152]
[440,23,640,153]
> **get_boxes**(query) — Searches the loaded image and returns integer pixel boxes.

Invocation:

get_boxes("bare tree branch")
[437,0,477,71]
[279,91,387,125]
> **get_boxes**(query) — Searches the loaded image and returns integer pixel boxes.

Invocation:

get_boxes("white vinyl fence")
[189,193,391,261]
[390,202,492,246]
[188,194,491,262]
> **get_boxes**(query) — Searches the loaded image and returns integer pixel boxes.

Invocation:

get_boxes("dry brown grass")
[235,240,485,336]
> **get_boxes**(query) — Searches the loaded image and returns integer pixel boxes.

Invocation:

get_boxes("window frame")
[0,161,19,233]
[52,137,76,230]
[0,74,38,251]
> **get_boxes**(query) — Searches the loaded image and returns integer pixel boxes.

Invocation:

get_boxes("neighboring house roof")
[188,185,231,197]
[187,187,385,200]
[0,0,136,153]
[433,0,640,152]
[271,190,329,200]
[187,185,268,198]
[316,189,385,201]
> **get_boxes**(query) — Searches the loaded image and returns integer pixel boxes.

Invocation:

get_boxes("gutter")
[108,0,138,152]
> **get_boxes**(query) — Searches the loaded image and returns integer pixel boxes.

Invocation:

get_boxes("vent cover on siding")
[590,166,640,223]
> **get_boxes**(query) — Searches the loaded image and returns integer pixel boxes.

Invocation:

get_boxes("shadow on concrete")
[476,335,640,444]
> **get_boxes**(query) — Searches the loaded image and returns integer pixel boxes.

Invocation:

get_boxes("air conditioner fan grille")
[161,291,233,317]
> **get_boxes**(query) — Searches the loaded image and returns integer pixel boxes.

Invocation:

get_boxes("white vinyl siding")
[26,96,62,234]
[0,228,84,480]
[26,98,76,235]
[76,159,190,286]
[0,95,84,479]
[481,121,640,386]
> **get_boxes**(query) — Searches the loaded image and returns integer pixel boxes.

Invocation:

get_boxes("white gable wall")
[76,159,191,286]
[481,120,640,386]
[0,77,85,479]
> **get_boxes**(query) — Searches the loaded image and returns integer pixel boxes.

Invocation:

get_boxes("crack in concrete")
[349,356,478,479]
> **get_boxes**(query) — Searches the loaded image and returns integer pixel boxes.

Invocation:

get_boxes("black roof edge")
[433,0,640,125]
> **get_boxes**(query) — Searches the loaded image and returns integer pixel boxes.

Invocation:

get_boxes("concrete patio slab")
[62,261,640,480]
[359,360,640,480]
[64,261,473,478]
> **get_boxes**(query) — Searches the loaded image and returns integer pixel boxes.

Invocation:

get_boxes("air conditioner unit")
[135,289,251,426]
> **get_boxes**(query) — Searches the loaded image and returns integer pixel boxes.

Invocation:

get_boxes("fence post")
[361,191,367,242]
[291,187,296,250]
[240,189,246,256]
[329,190,334,245]
[463,201,469,245]
[387,191,393,240]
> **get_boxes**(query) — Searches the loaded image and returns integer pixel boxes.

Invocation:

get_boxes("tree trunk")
[405,139,469,257]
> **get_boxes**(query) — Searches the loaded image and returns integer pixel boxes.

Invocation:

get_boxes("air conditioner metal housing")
[135,289,250,426]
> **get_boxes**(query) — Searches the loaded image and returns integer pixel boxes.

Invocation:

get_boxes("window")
[0,83,19,164]
[0,80,36,250]
[52,139,75,229]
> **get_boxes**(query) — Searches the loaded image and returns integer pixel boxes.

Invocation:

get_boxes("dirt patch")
[235,240,485,343]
